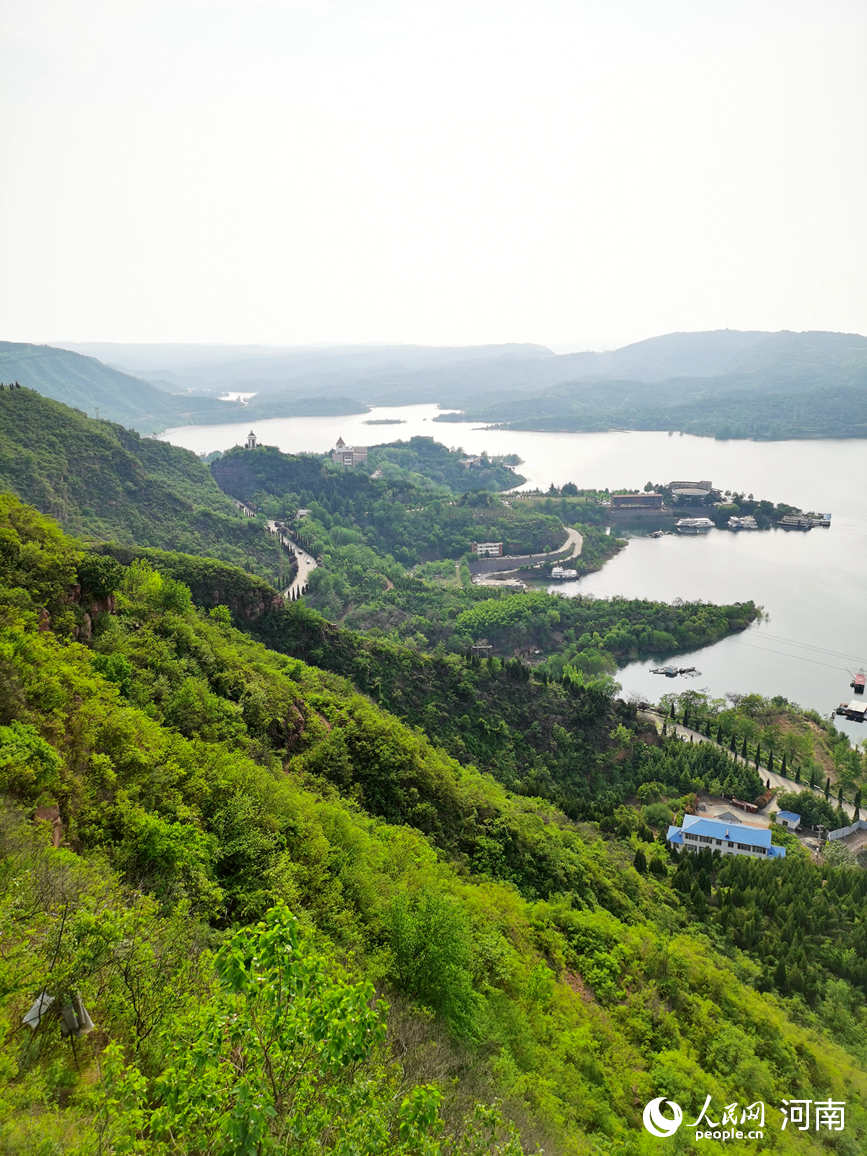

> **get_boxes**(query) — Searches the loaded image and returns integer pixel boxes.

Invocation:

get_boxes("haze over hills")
[0,341,367,432]
[7,329,867,438]
[68,328,867,390]
[0,341,228,432]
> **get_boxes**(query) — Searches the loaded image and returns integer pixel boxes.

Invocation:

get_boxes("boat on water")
[778,514,812,530]
[727,515,758,531]
[651,665,700,678]
[852,671,866,694]
[550,565,578,580]
[675,517,714,534]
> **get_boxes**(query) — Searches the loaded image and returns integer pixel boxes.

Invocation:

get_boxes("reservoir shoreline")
[160,405,867,743]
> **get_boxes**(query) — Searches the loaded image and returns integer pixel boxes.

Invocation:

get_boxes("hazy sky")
[3,0,866,349]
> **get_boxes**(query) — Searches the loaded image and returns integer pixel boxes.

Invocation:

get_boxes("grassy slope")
[0,341,231,431]
[0,388,283,581]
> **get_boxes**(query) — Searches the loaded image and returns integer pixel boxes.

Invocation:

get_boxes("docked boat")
[778,514,812,530]
[550,565,578,580]
[675,517,714,534]
[852,671,866,695]
[728,515,758,530]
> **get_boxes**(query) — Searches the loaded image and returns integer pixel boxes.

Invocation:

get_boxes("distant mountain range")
[5,329,867,438]
[0,341,229,432]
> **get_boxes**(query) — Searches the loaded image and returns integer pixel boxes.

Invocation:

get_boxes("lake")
[161,406,867,743]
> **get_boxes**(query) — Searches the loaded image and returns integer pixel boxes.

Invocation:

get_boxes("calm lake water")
[161,406,867,743]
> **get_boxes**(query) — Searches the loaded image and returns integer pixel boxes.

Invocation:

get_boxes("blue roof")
[777,811,801,823]
[680,814,772,847]
[668,814,786,858]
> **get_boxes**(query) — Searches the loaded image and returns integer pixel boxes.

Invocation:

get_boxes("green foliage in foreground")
[99,903,523,1155]
[1,492,866,1153]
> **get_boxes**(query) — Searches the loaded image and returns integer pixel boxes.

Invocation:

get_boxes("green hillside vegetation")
[207,442,756,670]
[212,444,562,563]
[0,341,230,432]
[0,388,285,582]
[661,691,866,796]
[364,436,525,491]
[298,558,756,676]
[2,493,867,1151]
[434,373,867,440]
[0,342,366,434]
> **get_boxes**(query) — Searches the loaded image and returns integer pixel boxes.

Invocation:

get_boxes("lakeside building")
[332,437,368,467]
[667,814,786,859]
[669,480,714,504]
[472,541,504,557]
[609,492,664,510]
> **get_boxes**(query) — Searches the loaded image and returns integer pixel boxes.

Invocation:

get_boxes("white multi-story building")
[667,814,786,859]
[332,436,368,466]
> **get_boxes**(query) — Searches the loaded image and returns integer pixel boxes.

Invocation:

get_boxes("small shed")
[777,810,801,831]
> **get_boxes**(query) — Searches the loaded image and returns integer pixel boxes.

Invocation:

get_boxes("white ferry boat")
[675,517,714,534]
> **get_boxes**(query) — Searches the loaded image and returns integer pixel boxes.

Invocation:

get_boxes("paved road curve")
[640,710,856,821]
[266,520,318,599]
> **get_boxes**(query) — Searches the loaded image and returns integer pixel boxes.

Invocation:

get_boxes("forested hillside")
[212,443,562,563]
[364,436,524,491]
[0,341,230,431]
[2,492,865,1153]
[0,388,284,581]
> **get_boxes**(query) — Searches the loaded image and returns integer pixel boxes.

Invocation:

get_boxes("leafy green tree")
[97,904,521,1154]
[387,891,479,1038]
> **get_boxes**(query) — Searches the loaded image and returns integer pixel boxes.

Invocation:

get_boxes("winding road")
[640,709,856,820]
[472,526,584,587]
[266,520,318,599]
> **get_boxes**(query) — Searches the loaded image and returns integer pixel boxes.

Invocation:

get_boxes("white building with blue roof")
[776,810,801,831]
[667,814,786,859]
